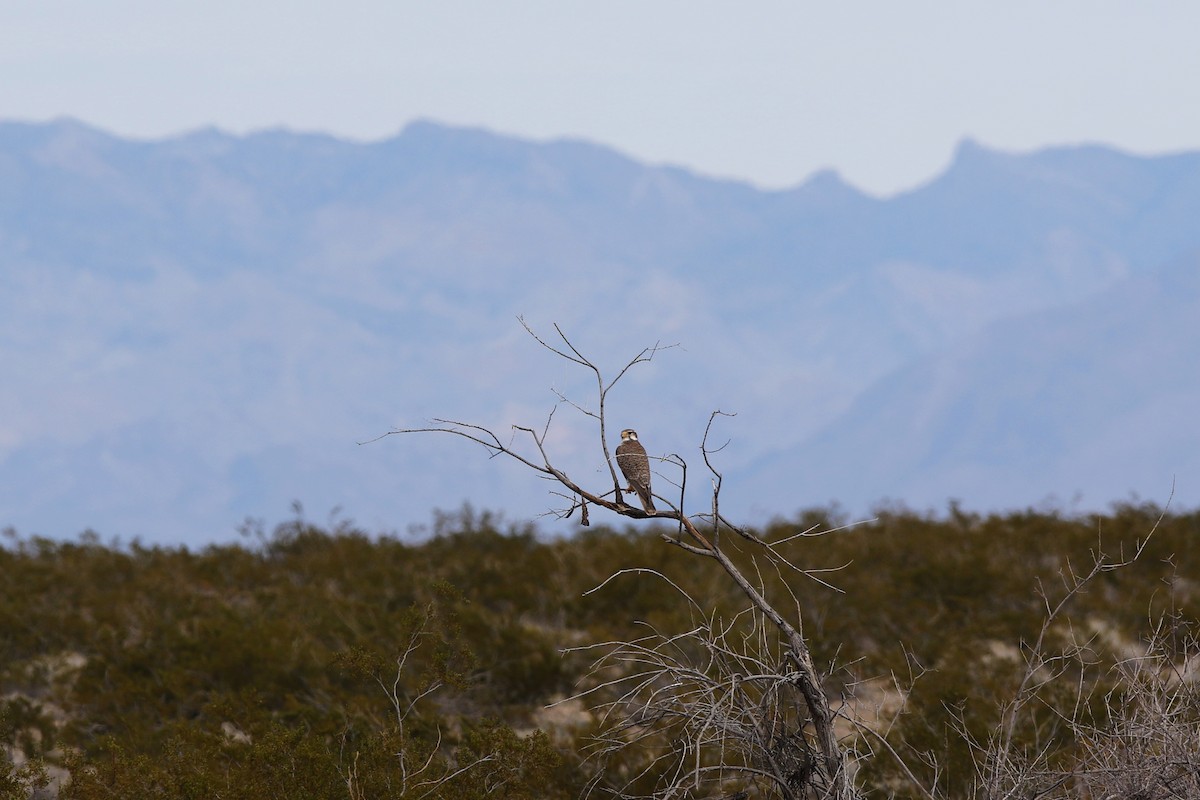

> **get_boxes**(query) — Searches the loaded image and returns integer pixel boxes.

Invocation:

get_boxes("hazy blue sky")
[3,1,1198,195]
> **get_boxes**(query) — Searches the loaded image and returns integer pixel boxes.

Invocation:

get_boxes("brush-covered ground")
[2,502,1197,799]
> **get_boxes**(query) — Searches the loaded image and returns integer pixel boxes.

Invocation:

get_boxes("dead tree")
[375,321,861,799]
[962,505,1178,800]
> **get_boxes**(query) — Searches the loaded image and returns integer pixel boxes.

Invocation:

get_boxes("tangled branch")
[372,321,860,799]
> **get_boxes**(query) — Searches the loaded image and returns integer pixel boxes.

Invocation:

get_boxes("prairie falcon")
[616,428,656,513]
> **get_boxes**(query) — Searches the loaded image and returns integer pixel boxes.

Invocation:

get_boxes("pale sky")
[3,1,1199,196]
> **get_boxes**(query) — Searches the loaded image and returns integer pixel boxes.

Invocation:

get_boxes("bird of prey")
[616,428,656,513]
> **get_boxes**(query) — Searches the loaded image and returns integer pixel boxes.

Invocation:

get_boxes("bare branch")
[551,387,599,420]
[519,314,590,367]
[378,321,860,799]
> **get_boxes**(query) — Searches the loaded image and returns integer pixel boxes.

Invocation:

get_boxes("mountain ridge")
[1,118,1196,542]
[743,252,1200,517]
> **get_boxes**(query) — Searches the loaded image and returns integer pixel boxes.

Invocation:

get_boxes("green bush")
[0,504,1195,798]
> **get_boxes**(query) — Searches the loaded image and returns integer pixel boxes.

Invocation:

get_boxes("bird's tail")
[636,486,656,514]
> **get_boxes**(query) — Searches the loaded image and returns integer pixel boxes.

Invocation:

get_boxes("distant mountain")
[1,118,1197,543]
[741,254,1200,517]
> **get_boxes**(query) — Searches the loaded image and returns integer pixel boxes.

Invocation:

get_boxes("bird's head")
[620,428,638,442]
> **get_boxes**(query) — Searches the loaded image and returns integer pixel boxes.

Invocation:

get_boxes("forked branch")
[373,321,858,799]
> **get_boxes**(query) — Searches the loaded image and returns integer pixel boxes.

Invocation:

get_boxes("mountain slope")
[1,119,1198,542]
[743,254,1200,516]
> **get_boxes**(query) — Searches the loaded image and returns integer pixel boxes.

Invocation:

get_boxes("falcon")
[616,428,656,513]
